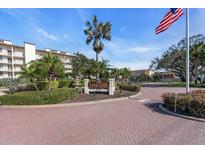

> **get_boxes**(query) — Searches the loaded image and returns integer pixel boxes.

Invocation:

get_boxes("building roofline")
[24,42,36,46]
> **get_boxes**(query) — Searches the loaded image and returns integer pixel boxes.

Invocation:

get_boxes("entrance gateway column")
[109,78,115,95]
[84,79,89,94]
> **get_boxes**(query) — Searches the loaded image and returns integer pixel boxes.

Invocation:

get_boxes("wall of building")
[24,43,36,64]
[0,40,74,79]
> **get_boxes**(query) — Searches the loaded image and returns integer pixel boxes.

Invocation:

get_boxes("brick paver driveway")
[1,87,205,144]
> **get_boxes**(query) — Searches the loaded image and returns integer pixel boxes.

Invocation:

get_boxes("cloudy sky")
[0,8,204,70]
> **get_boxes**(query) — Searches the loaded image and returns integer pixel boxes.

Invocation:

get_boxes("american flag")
[155,8,184,34]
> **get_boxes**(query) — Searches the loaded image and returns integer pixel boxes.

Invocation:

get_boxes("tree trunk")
[33,83,39,91]
[96,52,100,82]
[48,75,52,90]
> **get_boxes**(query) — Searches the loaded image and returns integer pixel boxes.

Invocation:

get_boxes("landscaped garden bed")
[64,90,138,103]
[0,83,140,105]
[162,90,205,119]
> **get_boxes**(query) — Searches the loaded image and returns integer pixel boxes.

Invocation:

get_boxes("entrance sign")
[84,79,115,95]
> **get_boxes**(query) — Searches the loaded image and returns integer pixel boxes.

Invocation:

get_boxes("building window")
[0,72,3,76]
[0,64,3,68]
[8,58,12,63]
[8,72,12,77]
[0,56,3,60]
[0,47,2,52]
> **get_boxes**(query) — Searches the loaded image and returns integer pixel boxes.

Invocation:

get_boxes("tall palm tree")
[38,52,65,90]
[84,15,112,80]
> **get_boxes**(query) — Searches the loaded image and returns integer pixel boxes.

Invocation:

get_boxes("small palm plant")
[18,63,39,91]
[84,15,112,81]
[38,52,65,90]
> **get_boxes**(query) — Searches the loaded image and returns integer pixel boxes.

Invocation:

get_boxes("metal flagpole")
[186,8,190,93]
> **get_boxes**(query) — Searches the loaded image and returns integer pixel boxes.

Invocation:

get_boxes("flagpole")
[186,8,190,93]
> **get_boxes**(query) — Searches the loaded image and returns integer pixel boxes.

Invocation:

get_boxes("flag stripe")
[156,9,182,31]
[155,8,184,34]
[156,9,182,30]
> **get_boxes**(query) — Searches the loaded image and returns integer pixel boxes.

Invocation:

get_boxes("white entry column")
[84,79,89,94]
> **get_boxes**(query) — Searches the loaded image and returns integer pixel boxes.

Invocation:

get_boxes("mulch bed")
[64,90,137,103]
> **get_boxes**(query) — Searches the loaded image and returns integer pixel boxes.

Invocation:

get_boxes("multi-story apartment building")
[0,39,74,79]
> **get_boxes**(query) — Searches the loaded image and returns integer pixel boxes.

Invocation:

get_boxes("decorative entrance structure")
[84,79,115,95]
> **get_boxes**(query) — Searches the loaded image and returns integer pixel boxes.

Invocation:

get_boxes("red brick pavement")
[0,87,205,144]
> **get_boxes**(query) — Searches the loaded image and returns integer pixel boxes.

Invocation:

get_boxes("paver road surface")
[0,87,205,144]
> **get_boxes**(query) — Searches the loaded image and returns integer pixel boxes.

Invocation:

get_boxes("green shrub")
[50,81,59,89]
[120,84,141,92]
[59,80,73,88]
[0,88,78,105]
[36,81,59,90]
[36,81,49,90]
[80,80,85,87]
[162,90,205,118]
[15,84,36,92]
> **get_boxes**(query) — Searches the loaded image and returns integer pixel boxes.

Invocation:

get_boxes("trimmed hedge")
[119,84,141,92]
[59,80,73,88]
[36,81,59,90]
[36,81,49,90]
[162,90,205,118]
[0,88,78,105]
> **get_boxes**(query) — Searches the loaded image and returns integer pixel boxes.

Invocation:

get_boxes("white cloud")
[63,34,68,39]
[37,28,59,41]
[1,9,19,17]
[105,37,160,55]
[111,61,151,70]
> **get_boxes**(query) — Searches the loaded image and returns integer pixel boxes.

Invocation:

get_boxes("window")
[0,72,3,76]
[8,72,12,77]
[0,64,3,68]
[8,50,12,55]
[0,56,3,60]
[0,47,2,52]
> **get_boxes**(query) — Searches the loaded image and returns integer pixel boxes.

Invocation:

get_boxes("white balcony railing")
[14,67,21,72]
[14,60,24,65]
[14,52,23,57]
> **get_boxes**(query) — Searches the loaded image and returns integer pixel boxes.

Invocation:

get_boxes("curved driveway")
[1,87,205,144]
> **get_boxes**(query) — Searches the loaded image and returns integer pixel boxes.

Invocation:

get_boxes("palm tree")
[98,59,110,78]
[120,68,131,83]
[111,68,121,81]
[18,63,39,91]
[84,15,112,80]
[38,52,65,90]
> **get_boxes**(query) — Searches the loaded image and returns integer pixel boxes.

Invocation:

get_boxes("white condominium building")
[0,39,74,79]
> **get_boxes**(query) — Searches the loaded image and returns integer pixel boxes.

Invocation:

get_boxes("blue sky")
[0,8,204,70]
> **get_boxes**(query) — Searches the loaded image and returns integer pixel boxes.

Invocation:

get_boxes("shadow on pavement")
[143,101,169,116]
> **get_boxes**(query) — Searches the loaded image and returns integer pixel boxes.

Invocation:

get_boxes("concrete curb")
[159,104,205,122]
[0,92,141,109]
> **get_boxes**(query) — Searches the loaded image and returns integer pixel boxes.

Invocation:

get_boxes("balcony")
[14,67,21,72]
[14,60,24,65]
[13,52,23,58]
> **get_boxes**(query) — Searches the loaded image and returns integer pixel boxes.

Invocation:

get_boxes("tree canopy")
[150,34,205,84]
